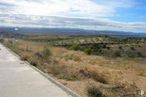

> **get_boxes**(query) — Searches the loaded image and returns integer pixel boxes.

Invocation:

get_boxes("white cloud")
[0,0,135,17]
[0,0,145,32]
[0,15,145,32]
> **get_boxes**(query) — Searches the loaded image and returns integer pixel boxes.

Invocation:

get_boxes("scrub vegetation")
[2,35,146,97]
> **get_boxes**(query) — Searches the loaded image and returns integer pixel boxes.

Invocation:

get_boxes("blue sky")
[0,0,146,32]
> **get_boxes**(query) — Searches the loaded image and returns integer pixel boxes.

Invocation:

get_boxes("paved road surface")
[0,44,73,97]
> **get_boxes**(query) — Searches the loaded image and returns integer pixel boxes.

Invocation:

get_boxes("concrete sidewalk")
[0,44,76,97]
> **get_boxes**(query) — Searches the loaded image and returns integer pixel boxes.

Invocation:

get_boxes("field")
[1,35,146,97]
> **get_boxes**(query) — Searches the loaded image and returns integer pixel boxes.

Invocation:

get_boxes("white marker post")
[137,90,145,96]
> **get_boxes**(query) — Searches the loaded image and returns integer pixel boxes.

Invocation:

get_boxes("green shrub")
[42,48,52,57]
[70,44,80,51]
[102,44,107,48]
[130,47,135,51]
[84,48,93,55]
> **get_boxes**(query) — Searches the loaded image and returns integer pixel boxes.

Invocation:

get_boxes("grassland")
[2,36,146,97]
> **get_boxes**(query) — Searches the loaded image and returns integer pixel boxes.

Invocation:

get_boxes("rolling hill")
[0,26,146,38]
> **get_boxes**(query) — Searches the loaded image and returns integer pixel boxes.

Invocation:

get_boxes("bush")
[36,48,52,59]
[58,70,78,81]
[0,38,4,43]
[90,71,108,84]
[70,44,80,51]
[28,57,38,67]
[137,52,143,57]
[20,54,29,61]
[48,64,77,80]
[102,44,107,48]
[84,48,93,55]
[87,84,105,97]
[41,48,52,57]
[106,46,110,50]
[119,46,122,50]
[64,54,81,62]
[114,51,121,57]
[130,47,135,51]
[30,60,38,67]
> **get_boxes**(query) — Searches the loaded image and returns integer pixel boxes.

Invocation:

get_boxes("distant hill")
[0,26,146,38]
[0,31,25,38]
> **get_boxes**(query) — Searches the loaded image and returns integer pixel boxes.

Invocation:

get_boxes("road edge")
[2,44,82,97]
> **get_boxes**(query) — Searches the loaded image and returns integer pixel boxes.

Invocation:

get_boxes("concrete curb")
[3,44,82,97]
[26,61,82,97]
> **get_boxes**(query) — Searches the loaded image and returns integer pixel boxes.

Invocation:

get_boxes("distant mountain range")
[0,31,25,38]
[0,26,146,38]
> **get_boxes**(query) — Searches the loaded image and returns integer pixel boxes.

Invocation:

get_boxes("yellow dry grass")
[4,39,146,97]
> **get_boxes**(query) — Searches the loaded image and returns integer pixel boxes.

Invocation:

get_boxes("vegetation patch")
[87,84,105,97]
[2,37,146,97]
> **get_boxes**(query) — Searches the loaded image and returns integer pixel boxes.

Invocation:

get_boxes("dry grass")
[4,39,146,97]
[138,69,146,76]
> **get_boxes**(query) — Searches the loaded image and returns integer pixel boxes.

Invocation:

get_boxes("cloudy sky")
[0,0,146,32]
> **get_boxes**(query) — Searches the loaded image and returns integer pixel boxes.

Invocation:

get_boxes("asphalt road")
[0,44,73,97]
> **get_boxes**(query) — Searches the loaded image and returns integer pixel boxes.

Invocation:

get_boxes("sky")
[0,0,146,32]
